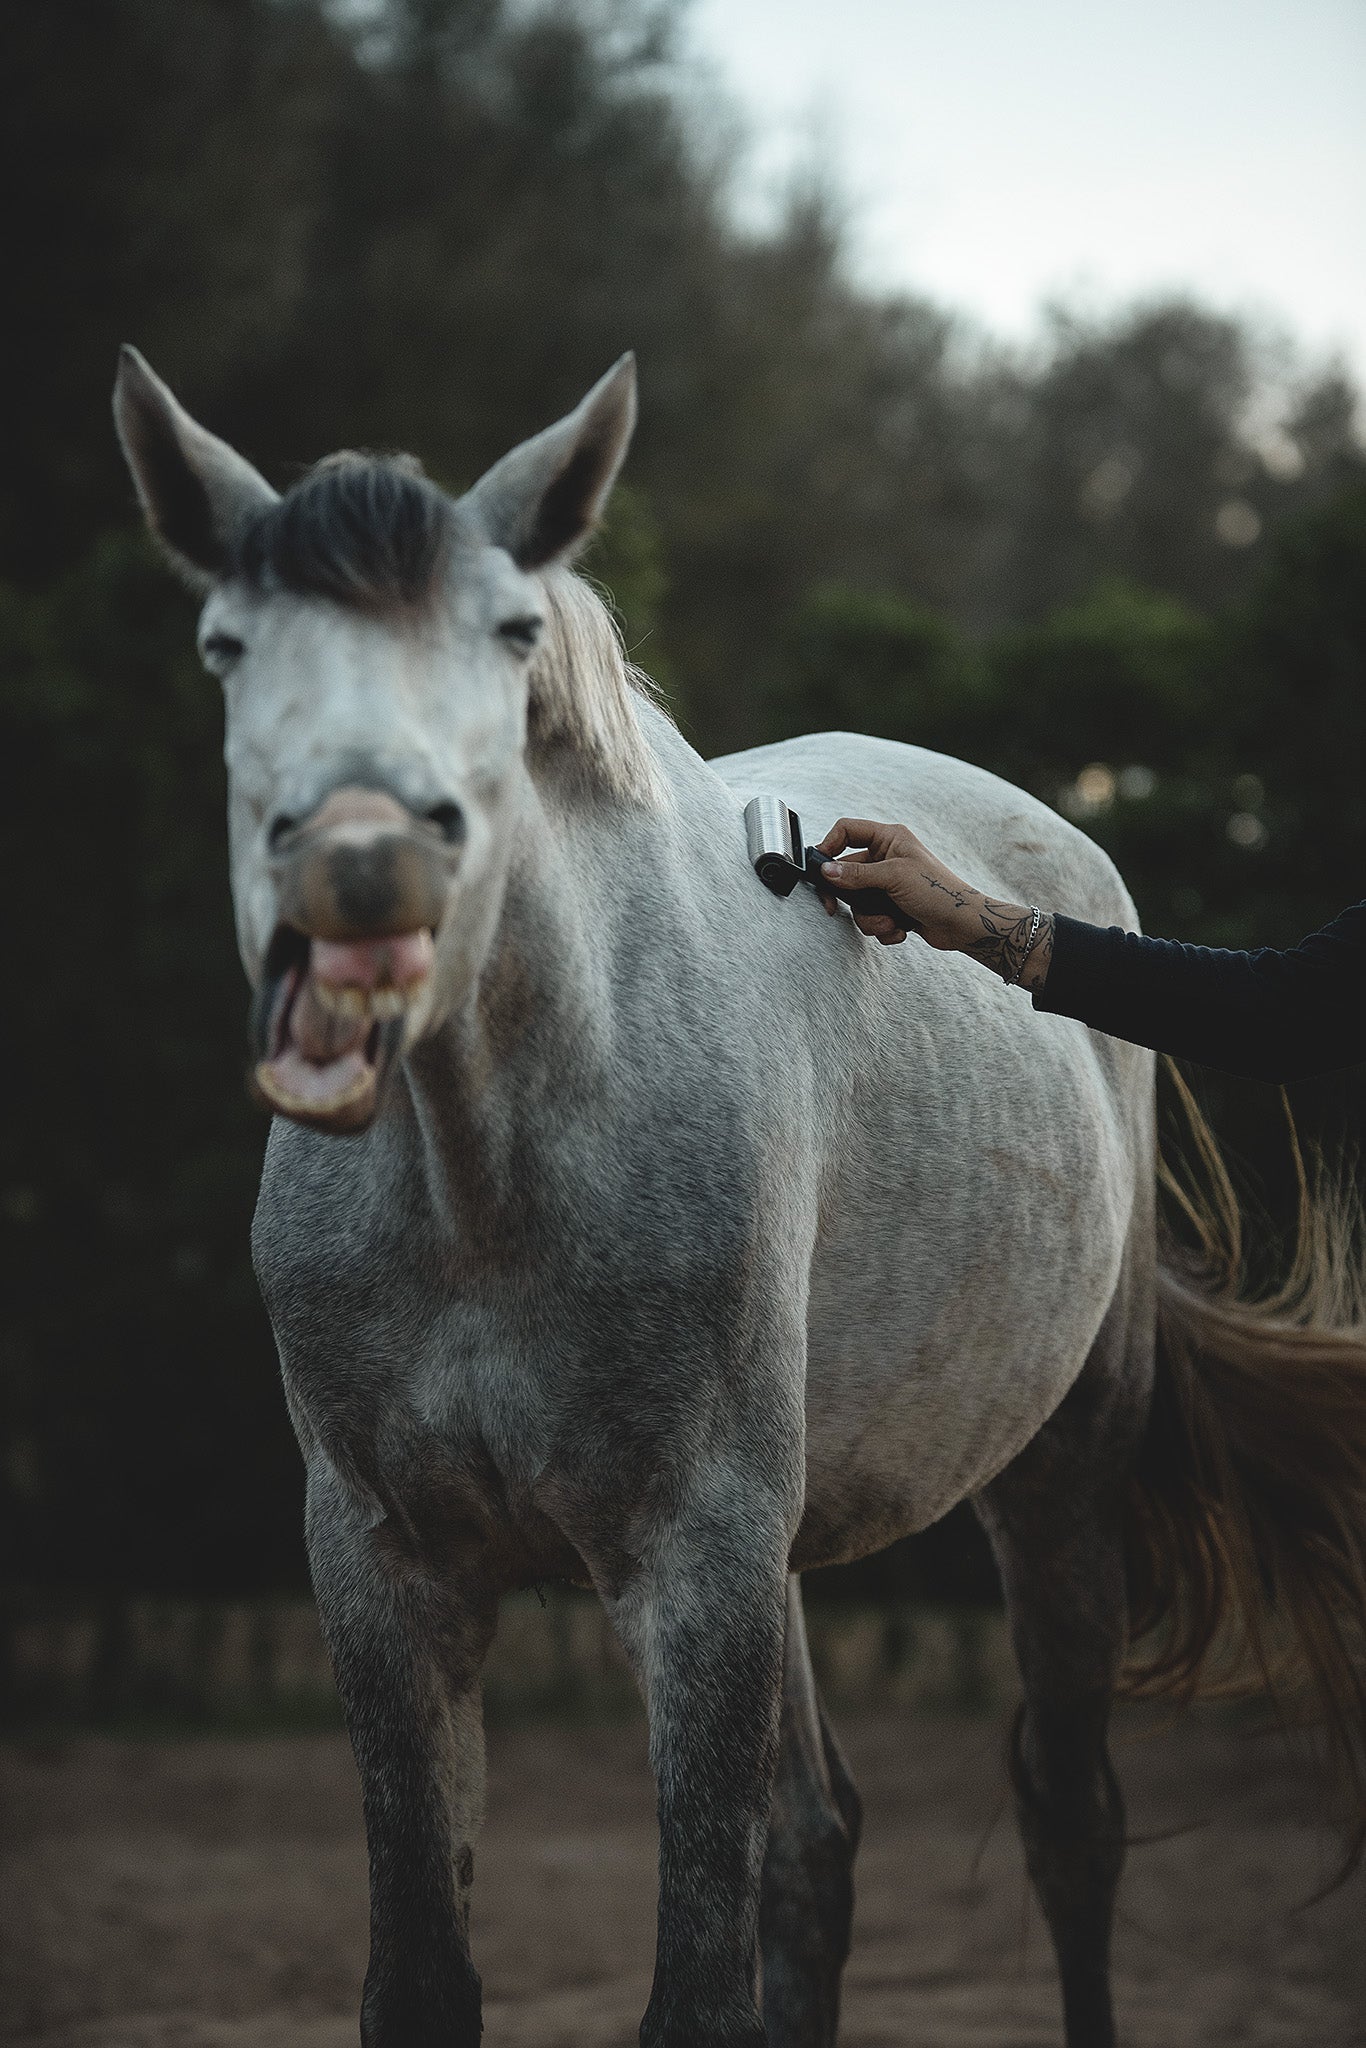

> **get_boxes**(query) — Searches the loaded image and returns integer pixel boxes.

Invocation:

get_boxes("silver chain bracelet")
[1005,906,1042,987]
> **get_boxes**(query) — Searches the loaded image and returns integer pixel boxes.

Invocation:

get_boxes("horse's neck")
[399,763,656,1231]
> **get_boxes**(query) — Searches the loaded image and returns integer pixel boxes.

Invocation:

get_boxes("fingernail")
[822,861,841,878]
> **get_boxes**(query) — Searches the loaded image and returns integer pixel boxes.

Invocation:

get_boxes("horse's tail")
[1124,1061,1366,1871]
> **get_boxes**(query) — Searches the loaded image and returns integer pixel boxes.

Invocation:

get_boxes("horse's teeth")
[312,971,427,1023]
[316,982,369,1019]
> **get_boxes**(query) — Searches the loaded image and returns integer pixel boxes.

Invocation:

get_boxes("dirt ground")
[3,1706,1363,2047]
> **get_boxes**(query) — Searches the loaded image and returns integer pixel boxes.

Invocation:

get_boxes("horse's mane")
[531,564,668,806]
[230,451,668,807]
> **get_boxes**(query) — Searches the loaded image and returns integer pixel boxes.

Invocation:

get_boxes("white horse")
[114,346,1366,2048]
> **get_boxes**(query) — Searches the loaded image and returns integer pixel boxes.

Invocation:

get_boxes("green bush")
[775,583,986,754]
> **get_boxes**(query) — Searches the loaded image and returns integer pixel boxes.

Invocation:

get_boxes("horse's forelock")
[231,453,452,613]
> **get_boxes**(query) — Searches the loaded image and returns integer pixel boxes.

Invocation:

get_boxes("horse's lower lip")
[253,1043,379,1126]
[248,926,433,1133]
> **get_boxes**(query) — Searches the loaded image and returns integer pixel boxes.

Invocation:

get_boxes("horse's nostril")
[268,812,299,853]
[425,801,466,846]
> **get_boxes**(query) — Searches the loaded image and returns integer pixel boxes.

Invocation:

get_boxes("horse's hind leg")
[759,1576,862,2048]
[975,1303,1150,2048]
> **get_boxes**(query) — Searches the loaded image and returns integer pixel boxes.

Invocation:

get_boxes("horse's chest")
[268,1236,686,1589]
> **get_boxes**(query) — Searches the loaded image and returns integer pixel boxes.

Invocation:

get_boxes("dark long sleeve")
[1033,901,1366,1082]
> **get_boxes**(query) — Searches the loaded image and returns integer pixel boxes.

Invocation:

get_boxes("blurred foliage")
[989,581,1217,792]
[771,584,987,754]
[0,536,293,1593]
[5,0,1361,740]
[2,0,1365,1604]
[580,479,674,692]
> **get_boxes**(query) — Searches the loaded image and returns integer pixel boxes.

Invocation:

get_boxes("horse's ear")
[113,346,278,588]
[461,353,637,570]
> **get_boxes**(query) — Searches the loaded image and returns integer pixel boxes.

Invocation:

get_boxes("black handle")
[802,845,913,931]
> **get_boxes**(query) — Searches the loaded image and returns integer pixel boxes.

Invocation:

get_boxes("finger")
[816,819,856,857]
[879,926,907,946]
[853,910,899,940]
[821,856,894,892]
[816,817,886,857]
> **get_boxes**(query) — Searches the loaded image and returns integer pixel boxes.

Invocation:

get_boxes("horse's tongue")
[256,955,374,1121]
[290,972,369,1064]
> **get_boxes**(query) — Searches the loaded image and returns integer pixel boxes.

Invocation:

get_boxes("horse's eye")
[202,631,246,669]
[497,614,542,656]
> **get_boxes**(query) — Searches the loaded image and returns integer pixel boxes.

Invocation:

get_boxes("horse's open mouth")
[250,926,435,1134]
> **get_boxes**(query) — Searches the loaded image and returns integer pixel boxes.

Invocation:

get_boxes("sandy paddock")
[3,1706,1363,2046]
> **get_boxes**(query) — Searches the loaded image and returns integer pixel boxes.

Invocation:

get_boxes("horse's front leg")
[305,1460,496,2048]
[610,1463,798,2048]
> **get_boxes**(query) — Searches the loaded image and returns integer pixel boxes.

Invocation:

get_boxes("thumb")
[820,855,895,892]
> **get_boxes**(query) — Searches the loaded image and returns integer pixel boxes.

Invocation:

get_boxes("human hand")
[815,817,980,950]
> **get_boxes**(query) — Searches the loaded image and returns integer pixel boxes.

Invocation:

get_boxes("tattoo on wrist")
[964,901,1055,990]
[1026,913,1054,990]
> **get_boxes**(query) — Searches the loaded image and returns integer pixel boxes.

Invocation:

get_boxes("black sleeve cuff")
[1031,913,1122,1020]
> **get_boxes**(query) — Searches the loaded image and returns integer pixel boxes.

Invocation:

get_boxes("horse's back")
[708,731,1155,1561]
[710,729,1136,929]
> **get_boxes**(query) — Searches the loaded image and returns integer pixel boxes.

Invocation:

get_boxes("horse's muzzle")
[251,787,450,1133]
[271,786,451,943]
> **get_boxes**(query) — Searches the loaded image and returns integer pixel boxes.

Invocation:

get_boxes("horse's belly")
[793,1036,1144,1569]
[793,1299,1104,1571]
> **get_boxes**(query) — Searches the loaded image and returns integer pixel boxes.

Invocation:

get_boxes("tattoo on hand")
[921,872,971,909]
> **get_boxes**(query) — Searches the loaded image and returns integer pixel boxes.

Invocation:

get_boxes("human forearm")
[816,817,1055,990]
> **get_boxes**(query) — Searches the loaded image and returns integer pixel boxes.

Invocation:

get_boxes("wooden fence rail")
[1,1590,1014,1728]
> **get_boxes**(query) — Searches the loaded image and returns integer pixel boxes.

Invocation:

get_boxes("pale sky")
[686,0,1366,384]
